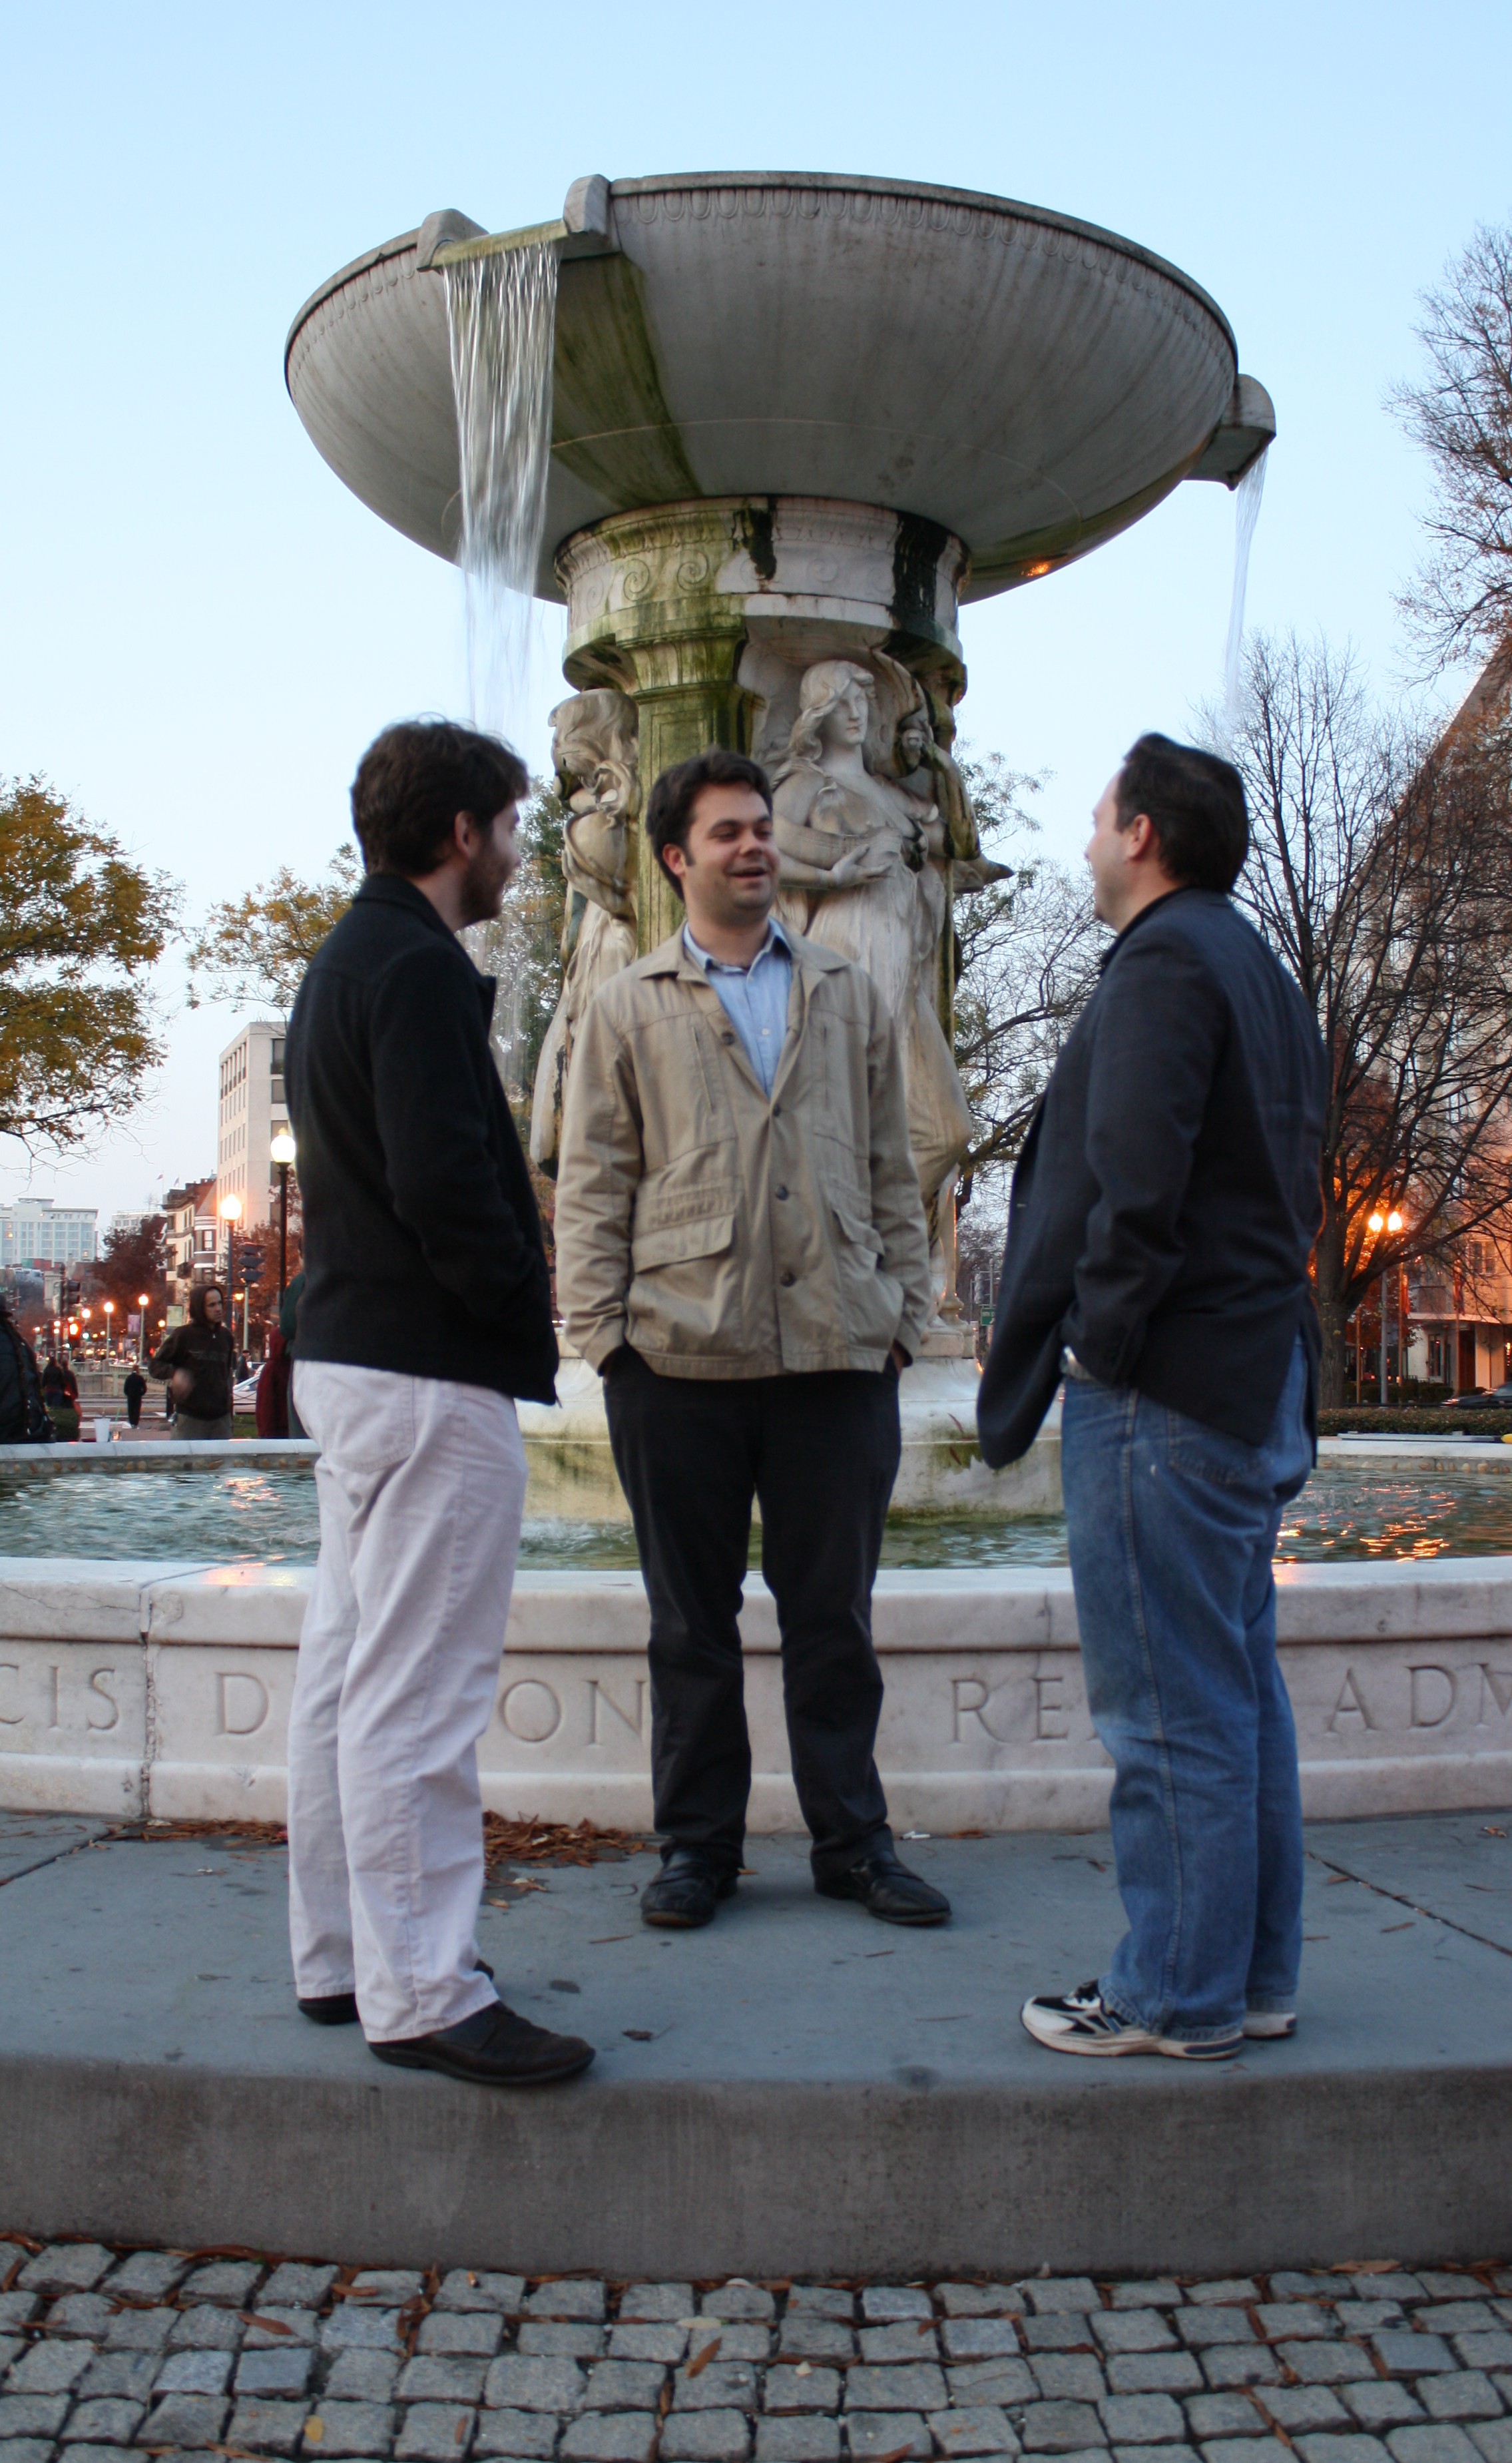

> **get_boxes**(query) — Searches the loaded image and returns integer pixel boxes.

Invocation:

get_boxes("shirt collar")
[682,915,792,975]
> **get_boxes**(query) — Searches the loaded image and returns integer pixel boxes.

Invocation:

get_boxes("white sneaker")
[1242,2008,1296,2039]
[1021,1980,1242,2059]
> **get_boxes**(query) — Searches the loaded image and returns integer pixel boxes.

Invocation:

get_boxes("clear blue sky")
[2,0,1508,1221]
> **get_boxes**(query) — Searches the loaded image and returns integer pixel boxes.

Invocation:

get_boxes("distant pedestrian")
[978,734,1327,2060]
[555,748,947,1933]
[41,1354,79,1443]
[1,1303,54,1445]
[280,1269,307,1437]
[283,718,591,2089]
[255,1322,292,1438]
[149,1284,236,1440]
[122,1367,147,1430]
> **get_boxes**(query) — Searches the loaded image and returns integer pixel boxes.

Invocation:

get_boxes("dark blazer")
[284,873,558,1404]
[977,887,1326,1467]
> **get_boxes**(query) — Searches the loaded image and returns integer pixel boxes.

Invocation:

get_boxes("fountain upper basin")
[286,170,1272,603]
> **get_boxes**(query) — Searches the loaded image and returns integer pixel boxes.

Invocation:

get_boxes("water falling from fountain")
[443,240,559,738]
[1222,448,1268,732]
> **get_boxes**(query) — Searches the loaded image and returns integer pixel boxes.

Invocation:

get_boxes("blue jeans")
[1060,1336,1312,2044]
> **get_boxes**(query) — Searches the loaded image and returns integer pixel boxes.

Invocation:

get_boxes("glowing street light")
[270,1127,297,1300]
[218,1190,243,1289]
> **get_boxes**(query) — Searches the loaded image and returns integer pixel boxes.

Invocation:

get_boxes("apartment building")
[163,1177,218,1318]
[1407,1242,1512,1394]
[0,1199,97,1269]
[216,1022,290,1232]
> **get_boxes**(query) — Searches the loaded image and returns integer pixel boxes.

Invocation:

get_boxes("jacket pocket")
[631,1213,736,1272]
[627,1212,740,1356]
[828,1200,901,1350]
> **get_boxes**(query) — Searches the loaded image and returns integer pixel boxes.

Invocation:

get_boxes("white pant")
[288,1361,527,2042]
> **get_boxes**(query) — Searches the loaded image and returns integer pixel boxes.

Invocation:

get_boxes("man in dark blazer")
[283,719,593,2090]
[979,733,1326,2062]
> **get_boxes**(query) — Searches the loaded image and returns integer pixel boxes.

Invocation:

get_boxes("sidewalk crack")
[1306,1850,1512,1958]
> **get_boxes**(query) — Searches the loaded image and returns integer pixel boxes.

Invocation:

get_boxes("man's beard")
[459,844,510,926]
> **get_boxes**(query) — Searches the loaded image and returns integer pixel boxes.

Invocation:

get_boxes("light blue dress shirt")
[682,918,794,1099]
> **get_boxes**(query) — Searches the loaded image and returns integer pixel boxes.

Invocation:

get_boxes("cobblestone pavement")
[5,2242,1512,2463]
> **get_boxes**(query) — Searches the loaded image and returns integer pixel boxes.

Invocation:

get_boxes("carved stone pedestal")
[555,495,967,950]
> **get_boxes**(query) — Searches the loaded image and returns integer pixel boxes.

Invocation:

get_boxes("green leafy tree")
[187,846,361,1013]
[0,776,178,1153]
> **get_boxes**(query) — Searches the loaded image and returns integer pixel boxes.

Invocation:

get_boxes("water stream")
[443,241,559,736]
[1222,448,1268,725]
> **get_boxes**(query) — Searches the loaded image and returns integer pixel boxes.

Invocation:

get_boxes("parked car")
[1456,1381,1512,1408]
[232,1375,262,1413]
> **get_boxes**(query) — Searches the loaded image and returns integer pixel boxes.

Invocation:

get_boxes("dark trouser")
[126,1401,142,1427]
[604,1351,901,1878]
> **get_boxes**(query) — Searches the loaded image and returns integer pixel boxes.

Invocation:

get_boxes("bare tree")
[1221,631,1512,1403]
[1390,221,1512,671]
[951,750,1102,1204]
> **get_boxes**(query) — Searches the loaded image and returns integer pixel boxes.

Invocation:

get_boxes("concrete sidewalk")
[2,1812,1509,2279]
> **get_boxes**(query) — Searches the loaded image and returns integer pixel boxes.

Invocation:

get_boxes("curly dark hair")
[644,748,773,896]
[351,720,530,877]
[1115,733,1248,894]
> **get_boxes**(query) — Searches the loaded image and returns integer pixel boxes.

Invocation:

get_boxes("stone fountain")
[285,170,1273,1516]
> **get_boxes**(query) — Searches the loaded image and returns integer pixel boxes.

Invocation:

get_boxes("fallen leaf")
[686,2337,721,2377]
[1381,1921,1414,1932]
[623,2030,654,2042]
[305,2422,324,2445]
[589,1936,631,1945]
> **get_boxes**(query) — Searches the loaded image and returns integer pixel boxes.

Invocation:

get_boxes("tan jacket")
[555,927,934,1378]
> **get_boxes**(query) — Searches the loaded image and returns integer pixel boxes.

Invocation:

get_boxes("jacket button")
[772,1102,782,1116]
[775,1185,789,1201]
[780,1269,796,1288]
[722,1031,735,1044]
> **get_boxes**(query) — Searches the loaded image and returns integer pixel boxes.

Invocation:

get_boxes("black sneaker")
[370,1998,595,2087]
[1021,1980,1240,2059]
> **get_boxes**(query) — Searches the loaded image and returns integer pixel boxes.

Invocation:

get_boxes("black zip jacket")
[149,1322,236,1419]
[284,872,558,1402]
[977,887,1327,1467]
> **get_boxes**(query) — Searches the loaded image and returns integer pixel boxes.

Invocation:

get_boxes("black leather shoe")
[640,1846,738,1929]
[299,1958,493,2028]
[369,1997,595,2086]
[815,1849,951,1926]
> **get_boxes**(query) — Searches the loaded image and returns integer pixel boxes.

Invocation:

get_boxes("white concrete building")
[216,1022,289,1232]
[0,1199,97,1269]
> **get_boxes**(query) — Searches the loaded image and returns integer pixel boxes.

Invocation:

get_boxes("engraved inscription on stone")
[216,1671,270,1737]
[1304,1647,1512,1749]
[0,1643,146,1755]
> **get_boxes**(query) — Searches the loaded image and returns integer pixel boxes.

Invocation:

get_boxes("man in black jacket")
[979,734,1326,2061]
[283,719,592,2089]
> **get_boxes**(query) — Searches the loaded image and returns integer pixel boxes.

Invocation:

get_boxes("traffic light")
[240,1248,266,1285]
[61,1278,81,1314]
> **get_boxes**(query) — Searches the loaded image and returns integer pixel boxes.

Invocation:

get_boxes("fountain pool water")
[7,1458,1512,1569]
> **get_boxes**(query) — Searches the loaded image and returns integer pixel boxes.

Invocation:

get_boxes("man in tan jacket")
[555,748,949,1931]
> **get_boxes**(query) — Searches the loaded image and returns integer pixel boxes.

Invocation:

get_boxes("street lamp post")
[270,1131,297,1300]
[137,1295,149,1367]
[218,1191,243,1291]
[102,1300,115,1360]
[1368,1209,1405,1404]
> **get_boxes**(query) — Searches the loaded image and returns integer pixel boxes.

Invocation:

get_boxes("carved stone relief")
[529,689,640,1170]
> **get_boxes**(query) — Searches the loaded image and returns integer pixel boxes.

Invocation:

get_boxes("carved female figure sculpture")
[529,690,639,1169]
[771,659,973,1228]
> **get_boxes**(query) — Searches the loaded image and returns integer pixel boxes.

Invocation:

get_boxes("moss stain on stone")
[551,255,700,509]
